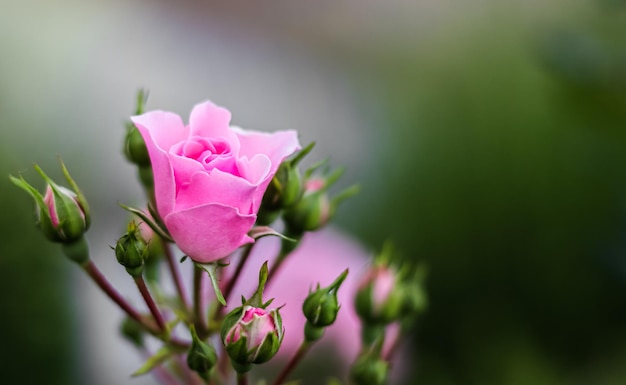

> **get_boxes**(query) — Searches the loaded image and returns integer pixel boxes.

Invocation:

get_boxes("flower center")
[174,137,240,176]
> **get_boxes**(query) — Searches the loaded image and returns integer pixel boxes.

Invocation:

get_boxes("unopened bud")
[355,266,405,325]
[302,269,348,334]
[221,305,284,372]
[187,326,218,380]
[115,221,148,277]
[10,161,90,245]
[124,125,151,167]
[350,353,389,385]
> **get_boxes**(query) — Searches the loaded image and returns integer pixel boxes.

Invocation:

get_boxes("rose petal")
[189,101,239,152]
[132,112,186,217]
[236,154,272,186]
[233,128,300,174]
[132,111,189,151]
[174,169,257,214]
[168,154,206,190]
[164,203,256,263]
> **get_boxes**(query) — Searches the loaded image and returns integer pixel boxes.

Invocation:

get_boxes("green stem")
[194,265,208,339]
[134,275,167,332]
[82,260,159,334]
[272,340,311,385]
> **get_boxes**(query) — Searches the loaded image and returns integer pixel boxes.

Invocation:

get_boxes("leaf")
[119,203,174,242]
[195,263,227,307]
[248,226,296,242]
[131,346,176,377]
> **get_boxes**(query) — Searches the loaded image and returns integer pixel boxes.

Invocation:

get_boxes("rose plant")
[132,101,300,262]
[10,93,425,385]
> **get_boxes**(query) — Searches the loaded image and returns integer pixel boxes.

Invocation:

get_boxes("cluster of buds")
[350,245,428,385]
[258,144,359,251]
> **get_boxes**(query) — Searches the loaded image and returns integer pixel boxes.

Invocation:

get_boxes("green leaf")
[119,203,173,242]
[195,263,227,307]
[131,346,176,377]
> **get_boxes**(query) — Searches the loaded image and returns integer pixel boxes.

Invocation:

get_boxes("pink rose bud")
[131,101,300,262]
[10,162,90,246]
[355,265,405,326]
[221,305,284,372]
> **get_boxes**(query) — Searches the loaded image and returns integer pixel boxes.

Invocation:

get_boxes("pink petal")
[233,128,300,174]
[236,154,272,186]
[164,203,256,263]
[174,169,257,215]
[189,101,238,148]
[168,154,206,190]
[131,111,189,151]
[132,112,185,217]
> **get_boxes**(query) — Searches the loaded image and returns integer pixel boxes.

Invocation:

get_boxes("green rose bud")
[115,221,149,277]
[187,326,218,380]
[350,353,389,385]
[302,269,348,340]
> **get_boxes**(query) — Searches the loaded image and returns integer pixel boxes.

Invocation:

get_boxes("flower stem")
[223,243,254,306]
[237,372,249,385]
[82,260,159,334]
[194,265,208,339]
[134,275,167,332]
[162,239,190,312]
[272,340,311,385]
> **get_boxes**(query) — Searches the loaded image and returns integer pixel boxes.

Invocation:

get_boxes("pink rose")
[131,101,300,262]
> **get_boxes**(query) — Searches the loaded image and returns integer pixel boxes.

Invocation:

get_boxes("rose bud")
[124,125,151,167]
[221,305,284,373]
[10,162,90,246]
[187,326,218,380]
[302,269,348,342]
[114,221,149,277]
[350,352,389,385]
[355,265,405,326]
[283,166,359,235]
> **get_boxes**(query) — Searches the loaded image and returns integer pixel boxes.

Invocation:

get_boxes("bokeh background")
[2,0,626,384]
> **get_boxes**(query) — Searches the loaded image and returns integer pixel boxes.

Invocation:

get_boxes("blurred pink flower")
[226,227,371,362]
[132,101,300,263]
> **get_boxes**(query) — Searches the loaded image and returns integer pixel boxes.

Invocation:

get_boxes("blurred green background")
[2,0,626,384]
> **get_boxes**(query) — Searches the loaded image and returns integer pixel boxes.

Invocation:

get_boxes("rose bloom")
[225,227,373,362]
[132,101,300,262]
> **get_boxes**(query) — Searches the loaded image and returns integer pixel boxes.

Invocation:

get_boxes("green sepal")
[119,203,173,242]
[245,261,269,308]
[194,262,227,306]
[225,335,251,372]
[252,328,279,364]
[248,226,297,242]
[59,158,91,228]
